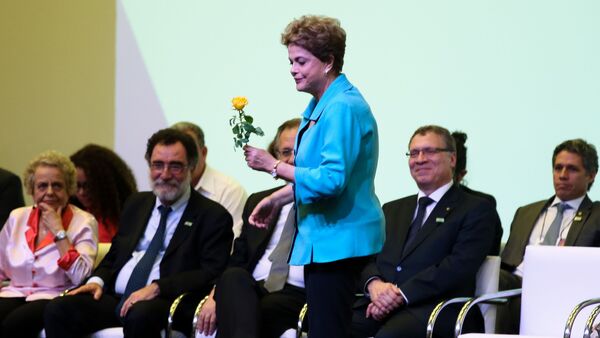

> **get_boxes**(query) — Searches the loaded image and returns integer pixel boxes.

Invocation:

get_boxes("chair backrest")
[475,256,501,333]
[520,245,600,336]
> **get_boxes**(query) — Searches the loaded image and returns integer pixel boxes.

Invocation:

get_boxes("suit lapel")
[392,197,417,259]
[516,199,550,248]
[400,186,459,259]
[565,195,592,245]
[163,191,200,259]
[128,195,155,255]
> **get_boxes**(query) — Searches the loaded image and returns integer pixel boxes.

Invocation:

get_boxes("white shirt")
[88,187,190,292]
[414,181,454,225]
[195,165,247,239]
[514,195,585,277]
[252,203,304,288]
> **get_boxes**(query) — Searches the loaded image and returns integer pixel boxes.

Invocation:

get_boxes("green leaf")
[235,139,243,148]
[254,127,264,136]
[232,125,239,134]
[242,122,255,132]
[244,115,254,123]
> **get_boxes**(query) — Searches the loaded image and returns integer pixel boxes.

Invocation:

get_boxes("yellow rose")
[232,96,248,110]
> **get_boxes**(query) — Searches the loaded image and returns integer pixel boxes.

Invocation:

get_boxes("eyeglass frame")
[405,147,453,159]
[150,161,189,175]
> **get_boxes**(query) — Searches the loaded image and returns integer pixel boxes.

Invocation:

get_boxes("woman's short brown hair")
[281,15,346,74]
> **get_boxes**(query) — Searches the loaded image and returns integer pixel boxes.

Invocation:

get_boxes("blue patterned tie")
[403,196,433,253]
[116,205,172,317]
[542,203,570,245]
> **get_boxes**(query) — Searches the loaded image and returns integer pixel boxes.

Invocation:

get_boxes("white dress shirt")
[88,187,190,292]
[252,202,304,288]
[414,181,453,226]
[195,165,247,239]
[514,195,584,277]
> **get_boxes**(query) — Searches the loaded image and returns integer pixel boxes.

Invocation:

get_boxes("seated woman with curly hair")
[0,150,97,338]
[70,144,137,243]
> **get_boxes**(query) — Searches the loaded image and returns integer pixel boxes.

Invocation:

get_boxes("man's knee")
[220,267,253,287]
[45,296,71,322]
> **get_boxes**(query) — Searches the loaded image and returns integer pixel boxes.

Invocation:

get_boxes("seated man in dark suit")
[498,138,600,333]
[0,167,25,229]
[452,131,502,254]
[44,128,233,338]
[352,125,500,338]
[195,118,305,338]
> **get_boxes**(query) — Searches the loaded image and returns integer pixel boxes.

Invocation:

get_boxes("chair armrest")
[167,292,190,338]
[583,303,600,338]
[167,292,204,338]
[192,295,211,338]
[564,297,600,338]
[297,303,308,338]
[454,288,522,338]
[427,297,473,338]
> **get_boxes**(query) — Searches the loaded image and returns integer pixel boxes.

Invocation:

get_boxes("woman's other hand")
[243,145,276,173]
[249,196,281,228]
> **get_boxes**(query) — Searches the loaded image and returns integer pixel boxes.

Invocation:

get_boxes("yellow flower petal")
[232,96,248,110]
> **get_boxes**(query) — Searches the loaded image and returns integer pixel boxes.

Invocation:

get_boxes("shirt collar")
[551,194,585,211]
[417,181,453,203]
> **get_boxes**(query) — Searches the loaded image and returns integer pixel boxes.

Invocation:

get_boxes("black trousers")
[0,297,49,338]
[43,292,171,338]
[215,267,306,338]
[351,300,483,338]
[304,255,371,338]
[496,269,522,334]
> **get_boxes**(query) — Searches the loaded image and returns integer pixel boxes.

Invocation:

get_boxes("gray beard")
[152,175,191,204]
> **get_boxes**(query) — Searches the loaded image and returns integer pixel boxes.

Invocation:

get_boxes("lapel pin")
[574,215,582,222]
[184,221,193,227]
[436,217,445,223]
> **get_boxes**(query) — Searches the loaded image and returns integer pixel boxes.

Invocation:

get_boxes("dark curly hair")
[70,144,137,225]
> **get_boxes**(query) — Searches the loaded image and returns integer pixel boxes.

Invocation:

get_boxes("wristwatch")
[271,160,281,179]
[54,230,67,242]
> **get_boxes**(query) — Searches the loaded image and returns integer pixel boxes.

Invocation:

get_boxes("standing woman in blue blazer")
[244,15,385,337]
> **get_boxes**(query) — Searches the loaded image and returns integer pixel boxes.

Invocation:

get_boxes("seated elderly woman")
[70,144,137,243]
[0,150,97,338]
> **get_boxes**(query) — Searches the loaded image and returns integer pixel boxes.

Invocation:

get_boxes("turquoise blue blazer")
[291,74,385,265]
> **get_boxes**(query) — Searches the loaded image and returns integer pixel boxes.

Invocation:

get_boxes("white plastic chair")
[426,256,501,338]
[457,246,600,338]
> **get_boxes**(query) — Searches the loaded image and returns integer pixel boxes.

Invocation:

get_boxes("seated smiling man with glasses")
[44,128,233,338]
[351,125,500,338]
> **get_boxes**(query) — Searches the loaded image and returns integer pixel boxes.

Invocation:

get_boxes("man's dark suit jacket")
[359,184,499,333]
[459,184,502,255]
[0,168,25,229]
[501,195,600,272]
[228,186,285,272]
[94,189,233,299]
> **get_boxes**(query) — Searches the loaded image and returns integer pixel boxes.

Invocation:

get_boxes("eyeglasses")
[150,161,188,175]
[406,147,452,158]
[276,148,294,159]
